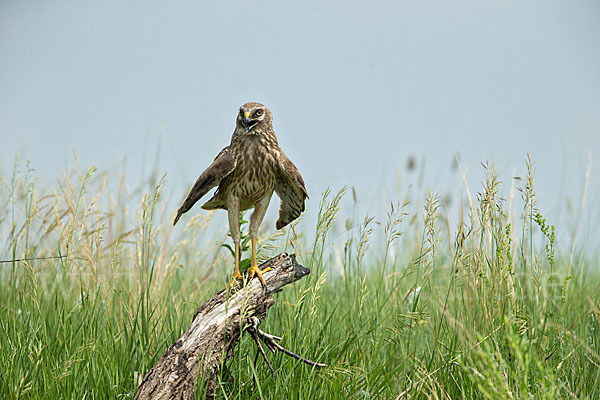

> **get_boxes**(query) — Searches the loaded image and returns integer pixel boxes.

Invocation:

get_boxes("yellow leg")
[247,237,271,287]
[228,241,243,287]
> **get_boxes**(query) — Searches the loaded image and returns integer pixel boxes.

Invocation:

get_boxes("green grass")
[1,156,599,399]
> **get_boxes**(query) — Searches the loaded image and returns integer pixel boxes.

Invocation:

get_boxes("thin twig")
[0,255,67,264]
[245,316,327,371]
[247,324,275,376]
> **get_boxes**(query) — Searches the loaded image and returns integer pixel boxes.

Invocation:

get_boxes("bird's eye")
[254,109,263,117]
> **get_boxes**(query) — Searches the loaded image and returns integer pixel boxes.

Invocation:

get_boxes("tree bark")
[134,253,310,400]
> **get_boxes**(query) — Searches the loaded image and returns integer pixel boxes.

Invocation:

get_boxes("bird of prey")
[173,102,308,287]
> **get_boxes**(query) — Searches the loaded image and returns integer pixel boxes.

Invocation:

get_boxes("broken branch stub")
[134,253,310,400]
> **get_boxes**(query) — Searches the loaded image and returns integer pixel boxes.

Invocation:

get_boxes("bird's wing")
[274,151,308,230]
[173,147,236,225]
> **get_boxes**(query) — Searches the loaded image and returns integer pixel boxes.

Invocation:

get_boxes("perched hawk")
[173,102,308,287]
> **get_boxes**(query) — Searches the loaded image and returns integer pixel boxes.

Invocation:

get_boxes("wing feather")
[173,147,236,225]
[274,152,308,230]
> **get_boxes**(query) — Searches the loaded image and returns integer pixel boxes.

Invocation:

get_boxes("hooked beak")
[242,112,256,133]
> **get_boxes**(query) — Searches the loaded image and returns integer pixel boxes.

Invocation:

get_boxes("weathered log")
[134,253,311,400]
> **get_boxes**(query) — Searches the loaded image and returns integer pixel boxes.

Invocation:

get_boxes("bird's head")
[237,102,272,134]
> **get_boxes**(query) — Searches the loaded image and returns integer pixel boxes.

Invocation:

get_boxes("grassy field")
[1,157,599,399]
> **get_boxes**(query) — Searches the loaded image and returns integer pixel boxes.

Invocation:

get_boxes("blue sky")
[1,0,599,245]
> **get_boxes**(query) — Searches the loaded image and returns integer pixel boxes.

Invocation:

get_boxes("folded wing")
[274,151,308,230]
[173,147,236,225]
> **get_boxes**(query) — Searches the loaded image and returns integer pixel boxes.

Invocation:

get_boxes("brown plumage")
[173,102,308,286]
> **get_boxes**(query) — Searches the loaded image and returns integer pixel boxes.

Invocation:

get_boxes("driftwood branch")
[134,253,316,400]
[245,316,327,376]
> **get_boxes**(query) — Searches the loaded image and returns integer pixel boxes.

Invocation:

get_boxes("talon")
[227,270,243,288]
[247,237,271,289]
[247,264,270,288]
